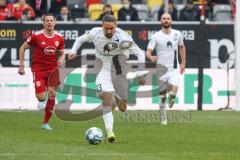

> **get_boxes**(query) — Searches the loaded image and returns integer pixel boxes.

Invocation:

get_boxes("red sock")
[43,98,55,124]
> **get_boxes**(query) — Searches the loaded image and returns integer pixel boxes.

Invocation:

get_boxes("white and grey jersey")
[147,29,184,70]
[71,27,145,70]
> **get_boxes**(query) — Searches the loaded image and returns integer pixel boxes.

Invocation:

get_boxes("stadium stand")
[175,4,185,12]
[86,0,101,8]
[105,0,121,4]
[131,0,143,4]
[193,0,207,4]
[67,0,84,6]
[147,0,163,9]
[111,3,123,19]
[132,4,149,21]
[173,0,186,4]
[175,4,185,17]
[150,5,160,21]
[49,0,67,15]
[68,4,85,19]
[213,4,232,21]
[89,3,122,20]
[88,3,104,20]
[68,0,85,19]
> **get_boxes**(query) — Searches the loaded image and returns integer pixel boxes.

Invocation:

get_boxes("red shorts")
[32,69,60,94]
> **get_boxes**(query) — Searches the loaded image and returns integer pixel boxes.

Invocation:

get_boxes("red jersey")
[26,30,65,72]
[0,3,13,20]
[12,3,35,20]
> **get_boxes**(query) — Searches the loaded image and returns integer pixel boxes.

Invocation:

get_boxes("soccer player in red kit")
[18,14,65,130]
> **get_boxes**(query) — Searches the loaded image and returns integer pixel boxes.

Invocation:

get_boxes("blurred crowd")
[0,0,236,21]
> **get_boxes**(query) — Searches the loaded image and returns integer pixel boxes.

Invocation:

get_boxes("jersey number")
[97,84,102,92]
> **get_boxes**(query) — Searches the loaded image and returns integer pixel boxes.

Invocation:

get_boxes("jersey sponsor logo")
[0,29,16,40]
[44,46,56,55]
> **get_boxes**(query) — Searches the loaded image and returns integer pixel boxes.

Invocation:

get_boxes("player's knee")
[159,90,167,96]
[159,92,166,104]
[37,96,46,102]
[36,93,46,102]
[48,90,56,98]
[103,101,113,107]
[168,91,176,99]
[169,94,176,99]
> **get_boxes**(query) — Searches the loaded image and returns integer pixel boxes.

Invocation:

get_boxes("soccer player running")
[18,14,65,130]
[68,15,145,143]
[146,13,186,125]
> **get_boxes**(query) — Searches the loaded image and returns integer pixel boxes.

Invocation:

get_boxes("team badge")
[36,81,41,87]
[55,41,59,47]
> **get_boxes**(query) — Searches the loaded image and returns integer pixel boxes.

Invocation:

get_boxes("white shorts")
[96,67,128,100]
[159,69,179,87]
[96,69,114,93]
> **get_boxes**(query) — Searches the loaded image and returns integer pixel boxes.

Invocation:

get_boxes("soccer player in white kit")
[146,13,186,125]
[68,15,145,142]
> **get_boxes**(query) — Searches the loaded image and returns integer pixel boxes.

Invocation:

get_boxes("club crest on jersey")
[35,81,41,87]
[44,46,56,55]
[55,41,59,47]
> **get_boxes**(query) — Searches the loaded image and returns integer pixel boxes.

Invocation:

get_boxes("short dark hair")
[42,14,56,21]
[104,4,112,9]
[102,15,116,23]
[187,0,193,4]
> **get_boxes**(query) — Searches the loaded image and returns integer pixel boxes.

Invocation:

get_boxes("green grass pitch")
[0,110,240,160]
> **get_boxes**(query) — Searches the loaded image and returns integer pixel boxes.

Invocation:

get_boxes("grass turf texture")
[0,111,240,160]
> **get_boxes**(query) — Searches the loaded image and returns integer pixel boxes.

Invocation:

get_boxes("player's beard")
[161,22,171,29]
[105,33,113,38]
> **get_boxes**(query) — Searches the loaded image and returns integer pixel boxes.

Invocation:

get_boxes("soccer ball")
[85,127,104,145]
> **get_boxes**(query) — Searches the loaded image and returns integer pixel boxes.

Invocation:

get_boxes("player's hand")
[58,58,65,67]
[149,56,157,63]
[58,60,64,67]
[138,76,145,86]
[68,53,77,60]
[18,65,25,75]
[180,63,185,74]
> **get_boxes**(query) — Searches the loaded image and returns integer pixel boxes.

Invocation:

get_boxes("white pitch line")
[0,153,238,156]
[0,153,138,157]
